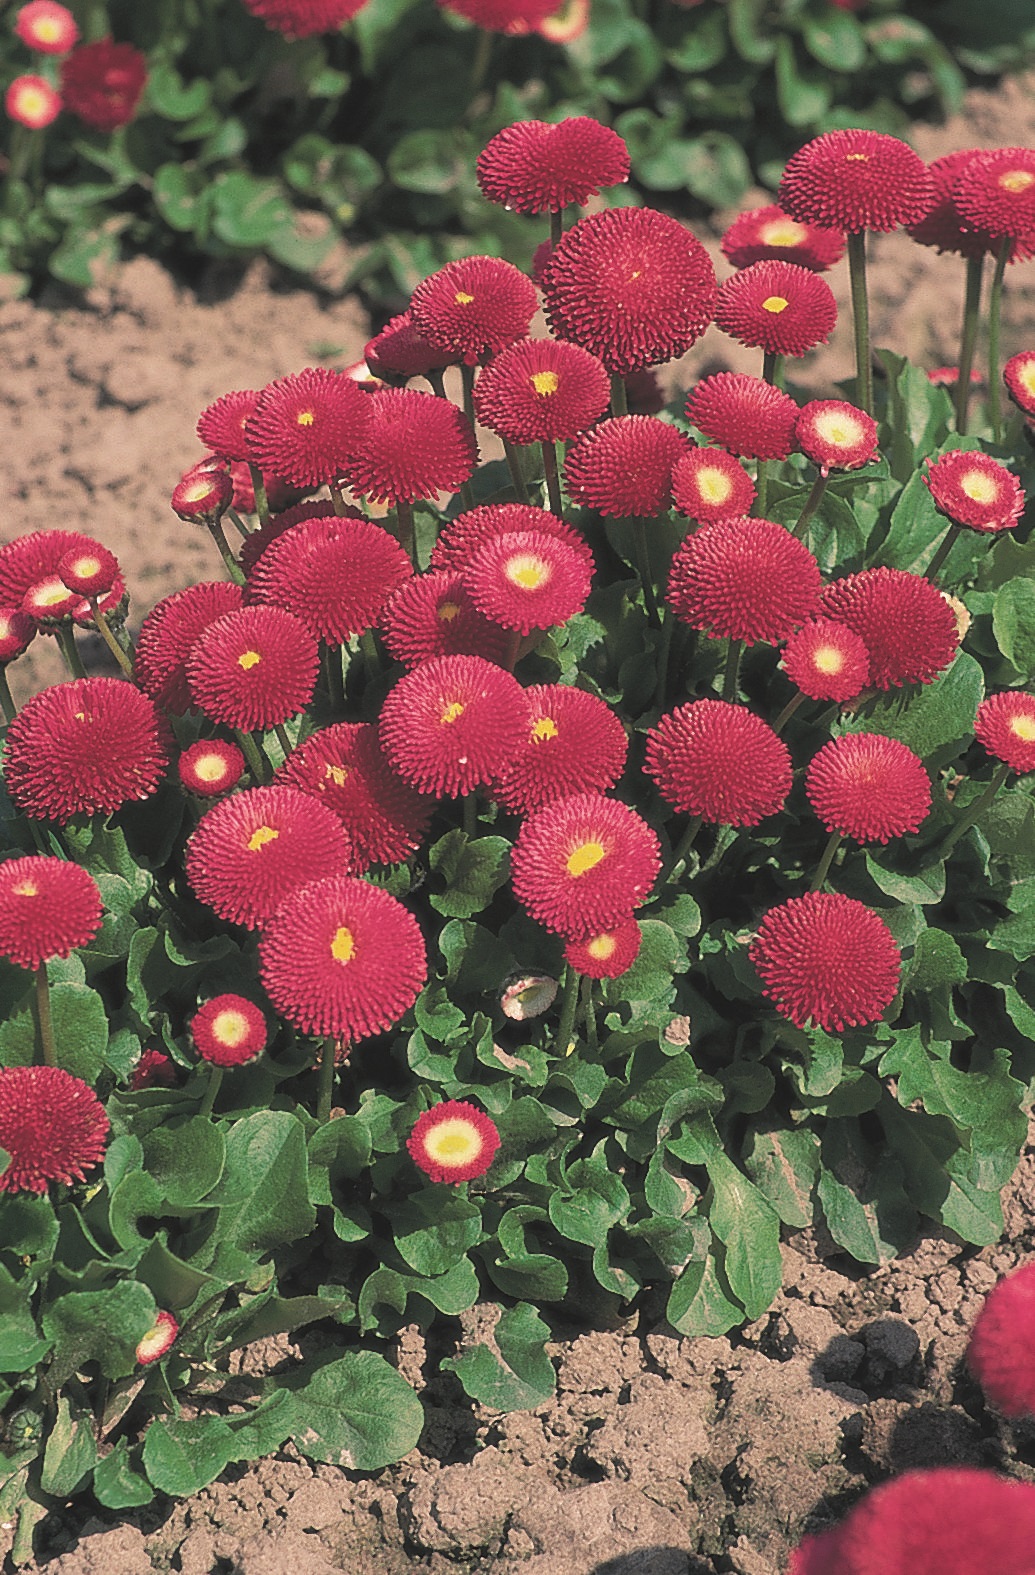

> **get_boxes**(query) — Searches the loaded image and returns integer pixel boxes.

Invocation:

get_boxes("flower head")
[540,207,716,374]
[186,604,319,731]
[191,994,267,1066]
[244,368,371,488]
[564,415,689,516]
[462,529,591,635]
[410,256,538,366]
[472,336,610,445]
[59,38,147,131]
[196,389,261,463]
[491,683,628,813]
[906,151,1035,262]
[500,974,559,1019]
[239,0,368,37]
[667,516,822,645]
[805,733,931,843]
[476,117,630,213]
[380,569,511,668]
[378,654,527,796]
[129,1049,178,1091]
[238,499,339,578]
[0,607,35,664]
[185,784,352,929]
[364,311,453,383]
[0,528,112,612]
[14,2,78,54]
[720,202,846,272]
[136,1311,178,1366]
[343,386,477,504]
[781,617,871,702]
[0,1065,109,1194]
[953,147,1035,241]
[135,581,244,714]
[779,128,935,233]
[5,74,60,127]
[437,0,559,33]
[57,542,119,598]
[923,449,1025,534]
[966,1262,1035,1420]
[714,260,837,357]
[750,891,901,1032]
[3,678,169,823]
[171,464,234,526]
[974,691,1035,774]
[686,372,798,461]
[246,514,412,647]
[431,502,594,578]
[671,447,756,523]
[178,739,245,798]
[259,874,426,1041]
[564,917,642,980]
[644,700,792,826]
[408,1099,501,1184]
[796,399,878,475]
[1004,351,1035,416]
[510,792,660,940]
[820,567,959,689]
[0,856,103,970]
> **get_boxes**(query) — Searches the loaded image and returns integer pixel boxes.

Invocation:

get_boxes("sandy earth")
[3,70,1035,1575]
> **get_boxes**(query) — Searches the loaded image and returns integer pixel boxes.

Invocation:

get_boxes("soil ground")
[2,70,1035,1575]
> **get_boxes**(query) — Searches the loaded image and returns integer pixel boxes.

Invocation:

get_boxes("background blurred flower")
[59,38,147,131]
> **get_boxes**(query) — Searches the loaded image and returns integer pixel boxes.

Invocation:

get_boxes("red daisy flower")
[475,117,630,214]
[490,683,628,813]
[191,994,267,1066]
[666,516,822,645]
[1004,351,1035,415]
[510,791,661,940]
[781,617,871,702]
[135,581,244,714]
[430,502,594,575]
[472,336,610,445]
[564,916,642,980]
[0,1065,109,1194]
[239,0,367,37]
[15,2,79,55]
[258,874,427,1041]
[379,569,511,668]
[59,38,147,131]
[720,202,846,272]
[923,450,1025,534]
[136,1310,178,1366]
[966,1261,1035,1420]
[686,372,799,461]
[564,415,690,516]
[238,499,344,578]
[410,256,538,367]
[796,399,878,475]
[906,151,1035,263]
[750,891,901,1032]
[461,529,591,635]
[378,654,527,796]
[5,75,60,128]
[21,575,77,625]
[244,368,371,488]
[436,0,557,34]
[186,604,319,732]
[0,606,35,664]
[779,128,936,234]
[185,783,352,929]
[714,260,837,357]
[364,311,453,384]
[178,739,245,797]
[3,677,169,824]
[342,387,477,504]
[129,1048,178,1090]
[245,514,412,647]
[805,733,931,844]
[407,1099,501,1184]
[671,447,756,523]
[788,1467,1035,1575]
[974,691,1035,774]
[57,543,119,598]
[540,207,717,374]
[171,465,234,526]
[275,721,435,870]
[196,390,261,463]
[954,147,1035,241]
[819,567,960,689]
[0,528,109,610]
[0,856,103,971]
[644,699,792,826]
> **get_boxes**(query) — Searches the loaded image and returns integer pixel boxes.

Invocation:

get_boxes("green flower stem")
[469,26,492,96]
[553,967,580,1057]
[811,830,843,892]
[663,815,703,884]
[772,691,807,735]
[247,464,271,528]
[329,480,351,517]
[316,1036,339,1123]
[924,520,962,583]
[847,230,873,416]
[226,505,254,538]
[55,623,87,680]
[610,372,628,418]
[324,643,345,710]
[503,440,529,503]
[762,351,785,388]
[634,516,661,627]
[653,606,674,710]
[35,965,57,1068]
[721,638,743,702]
[987,235,1012,443]
[274,723,293,760]
[395,497,416,564]
[359,627,381,686]
[207,520,246,585]
[88,600,135,678]
[937,760,1010,860]
[755,459,770,519]
[550,208,563,248]
[791,472,829,542]
[198,1064,223,1120]
[580,975,598,1053]
[463,790,478,838]
[234,727,269,784]
[426,368,447,399]
[954,254,984,435]
[0,668,17,726]
[541,440,563,517]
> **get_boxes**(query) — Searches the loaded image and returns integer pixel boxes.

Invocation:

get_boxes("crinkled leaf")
[706,1154,781,1320]
[92,1438,153,1510]
[40,1393,97,1498]
[143,1415,239,1497]
[282,1353,423,1470]
[444,1302,556,1412]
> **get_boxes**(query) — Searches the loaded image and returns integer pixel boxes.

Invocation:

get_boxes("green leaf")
[802,10,866,72]
[993,579,1035,679]
[905,929,968,993]
[846,652,983,765]
[40,1394,97,1498]
[283,1353,423,1469]
[728,0,776,62]
[43,1282,157,1388]
[143,1416,239,1497]
[358,1258,480,1331]
[679,133,753,208]
[428,830,511,919]
[864,850,945,905]
[153,163,212,233]
[444,1302,556,1412]
[307,1116,372,1204]
[549,1156,630,1248]
[0,1265,49,1373]
[389,1189,483,1277]
[742,1127,820,1229]
[92,1438,153,1510]
[487,1251,568,1303]
[989,876,1035,959]
[210,172,294,250]
[214,1111,316,1254]
[216,1291,351,1352]
[387,128,464,195]
[875,350,953,480]
[601,920,687,1016]
[774,35,832,126]
[146,63,211,120]
[706,1155,782,1320]
[667,1246,743,1336]
[140,1117,226,1206]
[0,980,108,1081]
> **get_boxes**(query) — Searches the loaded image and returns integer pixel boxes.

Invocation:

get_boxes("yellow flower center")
[586,933,617,961]
[438,601,461,623]
[1000,169,1035,194]
[531,370,560,397]
[566,839,606,878]
[325,763,349,787]
[424,1117,481,1166]
[1009,713,1035,741]
[34,581,71,608]
[505,553,550,590]
[697,467,733,506]
[237,650,262,670]
[247,825,279,851]
[37,18,62,40]
[813,645,845,676]
[531,716,559,742]
[16,85,49,117]
[814,410,863,448]
[12,881,38,898]
[761,295,789,314]
[183,480,211,503]
[455,290,475,305]
[195,751,229,783]
[331,925,356,962]
[69,555,101,579]
[759,220,807,247]
[960,468,998,504]
[1020,361,1035,398]
[296,410,315,426]
[212,1008,250,1046]
[441,700,465,725]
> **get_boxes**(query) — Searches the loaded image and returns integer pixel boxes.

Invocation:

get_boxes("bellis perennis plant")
[2,117,1035,1563]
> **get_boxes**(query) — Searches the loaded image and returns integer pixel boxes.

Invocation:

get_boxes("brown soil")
[3,71,1035,1575]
